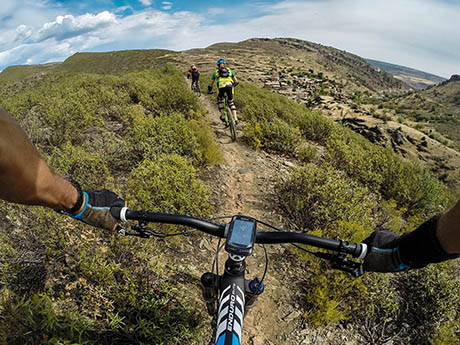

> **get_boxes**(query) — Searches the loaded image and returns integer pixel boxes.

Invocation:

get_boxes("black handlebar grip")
[110,206,123,220]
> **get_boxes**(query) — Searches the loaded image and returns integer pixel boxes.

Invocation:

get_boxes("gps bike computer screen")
[225,216,257,256]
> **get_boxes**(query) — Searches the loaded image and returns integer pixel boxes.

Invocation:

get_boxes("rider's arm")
[363,199,460,272]
[209,72,216,87]
[0,107,124,230]
[437,199,460,254]
[0,107,77,210]
[208,73,216,92]
[231,70,238,83]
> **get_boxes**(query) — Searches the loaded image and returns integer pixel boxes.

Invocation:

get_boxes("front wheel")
[227,107,236,141]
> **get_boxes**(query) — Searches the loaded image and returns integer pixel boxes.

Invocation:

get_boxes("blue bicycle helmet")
[216,58,226,66]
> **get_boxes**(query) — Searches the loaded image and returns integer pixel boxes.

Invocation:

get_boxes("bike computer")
[225,216,257,256]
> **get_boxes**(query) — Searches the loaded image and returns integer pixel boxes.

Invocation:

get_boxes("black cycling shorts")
[217,85,234,101]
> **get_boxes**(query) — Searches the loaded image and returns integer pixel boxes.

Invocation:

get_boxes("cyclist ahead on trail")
[187,64,200,90]
[208,58,239,126]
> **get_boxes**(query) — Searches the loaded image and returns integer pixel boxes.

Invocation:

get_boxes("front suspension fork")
[200,272,265,316]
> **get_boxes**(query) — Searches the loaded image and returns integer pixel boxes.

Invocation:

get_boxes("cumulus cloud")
[162,2,173,10]
[35,11,117,42]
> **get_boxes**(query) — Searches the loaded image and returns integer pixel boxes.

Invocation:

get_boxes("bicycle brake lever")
[331,257,364,278]
[313,252,364,278]
[116,226,151,238]
[130,223,169,238]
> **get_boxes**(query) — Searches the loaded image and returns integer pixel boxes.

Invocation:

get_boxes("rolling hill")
[365,58,447,90]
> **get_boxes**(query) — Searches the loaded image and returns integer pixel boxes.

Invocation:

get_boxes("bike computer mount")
[225,216,257,257]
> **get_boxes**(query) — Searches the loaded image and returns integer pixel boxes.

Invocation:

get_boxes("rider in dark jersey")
[187,64,200,90]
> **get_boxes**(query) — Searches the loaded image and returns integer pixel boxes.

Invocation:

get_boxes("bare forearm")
[0,108,77,210]
[437,199,460,254]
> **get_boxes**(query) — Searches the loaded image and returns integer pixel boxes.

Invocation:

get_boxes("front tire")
[227,107,236,141]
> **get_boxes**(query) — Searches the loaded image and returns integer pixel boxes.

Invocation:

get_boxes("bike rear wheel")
[227,106,236,141]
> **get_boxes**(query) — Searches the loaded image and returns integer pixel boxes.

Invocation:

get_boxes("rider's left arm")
[0,107,78,211]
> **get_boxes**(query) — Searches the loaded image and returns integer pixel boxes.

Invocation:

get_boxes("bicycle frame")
[202,255,262,345]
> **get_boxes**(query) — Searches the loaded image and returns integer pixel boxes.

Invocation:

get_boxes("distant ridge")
[365,58,446,90]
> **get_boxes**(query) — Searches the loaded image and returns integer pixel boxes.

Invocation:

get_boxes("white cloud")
[207,8,224,15]
[35,11,117,42]
[1,0,459,77]
[139,0,153,6]
[162,2,173,10]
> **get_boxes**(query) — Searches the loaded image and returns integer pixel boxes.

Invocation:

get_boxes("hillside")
[183,38,410,94]
[1,37,458,186]
[0,39,459,344]
[365,58,446,90]
[0,63,60,83]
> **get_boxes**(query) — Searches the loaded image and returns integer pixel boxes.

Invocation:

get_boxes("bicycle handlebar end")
[356,243,368,260]
[110,206,127,221]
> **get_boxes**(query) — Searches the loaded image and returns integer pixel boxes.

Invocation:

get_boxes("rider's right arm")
[437,199,460,254]
[362,198,460,272]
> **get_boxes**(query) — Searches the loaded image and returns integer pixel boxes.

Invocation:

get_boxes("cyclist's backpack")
[191,70,200,78]
[218,67,230,78]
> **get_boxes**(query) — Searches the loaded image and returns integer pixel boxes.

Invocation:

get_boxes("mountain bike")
[209,85,238,142]
[192,81,201,97]
[111,207,368,345]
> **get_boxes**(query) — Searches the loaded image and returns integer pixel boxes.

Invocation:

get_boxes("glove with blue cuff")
[363,215,458,272]
[59,179,125,231]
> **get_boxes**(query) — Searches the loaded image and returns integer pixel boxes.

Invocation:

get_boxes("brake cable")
[118,221,198,238]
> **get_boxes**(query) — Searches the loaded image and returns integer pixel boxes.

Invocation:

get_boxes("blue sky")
[1,0,459,78]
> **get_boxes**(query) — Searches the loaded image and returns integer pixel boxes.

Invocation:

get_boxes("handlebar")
[111,207,368,260]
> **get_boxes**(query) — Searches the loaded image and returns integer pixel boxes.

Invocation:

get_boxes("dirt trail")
[196,91,308,345]
[172,83,362,345]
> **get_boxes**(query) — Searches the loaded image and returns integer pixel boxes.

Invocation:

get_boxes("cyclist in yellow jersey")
[208,58,239,126]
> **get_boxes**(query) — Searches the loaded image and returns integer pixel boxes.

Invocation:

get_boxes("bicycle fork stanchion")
[201,272,218,316]
[245,278,264,311]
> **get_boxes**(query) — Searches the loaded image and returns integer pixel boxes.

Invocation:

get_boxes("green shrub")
[248,118,302,153]
[126,154,211,217]
[326,129,449,216]
[395,263,460,345]
[296,111,335,143]
[297,143,317,163]
[235,82,333,153]
[127,110,202,163]
[187,119,224,165]
[49,141,111,189]
[277,164,379,231]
